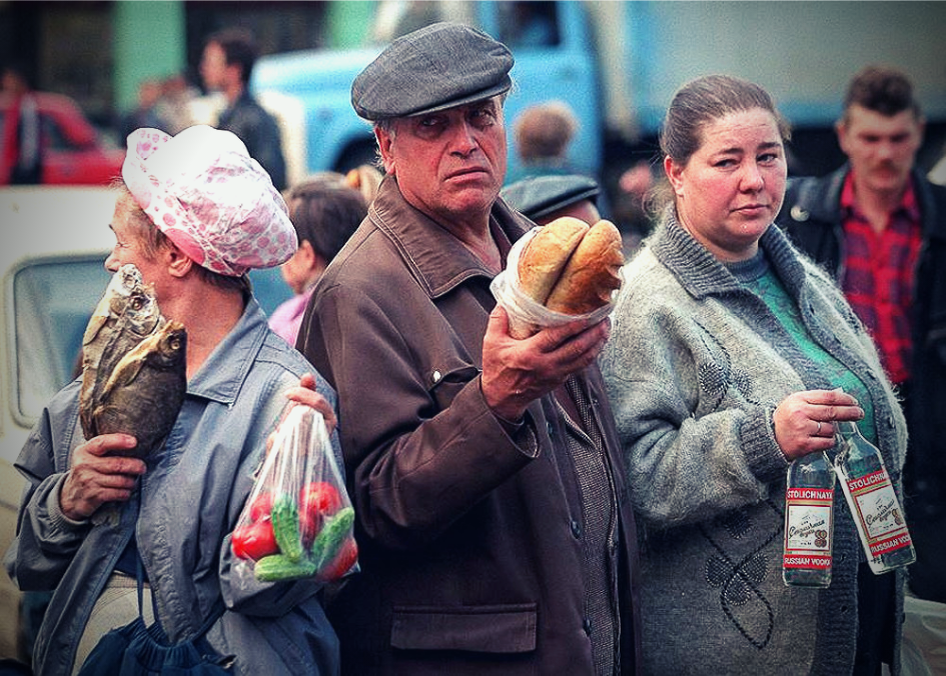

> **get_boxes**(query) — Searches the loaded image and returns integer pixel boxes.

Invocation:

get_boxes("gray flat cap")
[501,174,600,221]
[351,22,514,121]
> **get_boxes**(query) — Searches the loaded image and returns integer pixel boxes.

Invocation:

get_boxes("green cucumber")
[271,493,304,562]
[311,506,355,570]
[254,554,317,581]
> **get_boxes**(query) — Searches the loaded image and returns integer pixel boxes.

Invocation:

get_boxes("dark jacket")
[777,164,946,603]
[297,176,642,675]
[219,90,286,190]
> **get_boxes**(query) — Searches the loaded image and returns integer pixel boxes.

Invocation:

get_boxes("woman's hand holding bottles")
[773,389,864,460]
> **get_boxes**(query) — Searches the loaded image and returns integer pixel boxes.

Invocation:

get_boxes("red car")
[1,91,125,185]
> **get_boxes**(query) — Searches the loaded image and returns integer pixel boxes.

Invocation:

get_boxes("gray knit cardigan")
[599,216,907,675]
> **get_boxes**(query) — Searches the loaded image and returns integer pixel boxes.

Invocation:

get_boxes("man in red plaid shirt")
[778,64,946,671]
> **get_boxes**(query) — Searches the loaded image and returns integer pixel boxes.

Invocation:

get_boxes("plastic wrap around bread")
[490,217,624,338]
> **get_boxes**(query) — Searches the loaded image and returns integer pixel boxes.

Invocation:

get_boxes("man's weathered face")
[376,97,507,230]
[837,104,924,197]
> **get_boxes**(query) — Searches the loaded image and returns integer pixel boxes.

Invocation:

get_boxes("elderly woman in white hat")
[5,125,341,676]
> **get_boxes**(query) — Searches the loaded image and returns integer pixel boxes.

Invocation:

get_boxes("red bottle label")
[844,469,912,556]
[783,488,833,569]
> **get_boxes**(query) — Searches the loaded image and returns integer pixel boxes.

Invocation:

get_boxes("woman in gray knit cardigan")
[600,75,907,675]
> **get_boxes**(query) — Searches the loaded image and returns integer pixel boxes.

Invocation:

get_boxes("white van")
[0,186,117,660]
[0,186,292,661]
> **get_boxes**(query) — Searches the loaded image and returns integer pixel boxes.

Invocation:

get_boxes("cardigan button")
[790,205,809,222]
[547,422,555,437]
[583,618,592,635]
[571,520,582,539]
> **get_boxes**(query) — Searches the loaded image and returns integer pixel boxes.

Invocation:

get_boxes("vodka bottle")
[783,450,835,587]
[833,420,915,574]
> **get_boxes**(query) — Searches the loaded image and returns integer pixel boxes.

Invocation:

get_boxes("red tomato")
[299,482,342,521]
[232,520,279,561]
[317,538,359,582]
[248,492,276,522]
[299,509,320,548]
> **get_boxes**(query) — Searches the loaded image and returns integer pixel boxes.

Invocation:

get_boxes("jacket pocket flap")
[427,363,480,411]
[391,604,537,653]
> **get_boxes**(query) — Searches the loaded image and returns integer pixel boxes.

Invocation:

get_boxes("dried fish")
[79,264,164,439]
[79,263,187,459]
[91,320,187,459]
[82,263,142,348]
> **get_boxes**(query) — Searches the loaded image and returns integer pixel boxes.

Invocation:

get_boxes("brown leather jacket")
[298,176,641,675]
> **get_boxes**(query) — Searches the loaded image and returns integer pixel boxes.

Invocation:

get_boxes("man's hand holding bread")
[512,216,624,337]
[481,217,624,422]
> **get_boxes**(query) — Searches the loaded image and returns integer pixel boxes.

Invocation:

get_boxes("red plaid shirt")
[840,172,921,385]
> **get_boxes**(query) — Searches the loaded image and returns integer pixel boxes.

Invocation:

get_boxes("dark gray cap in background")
[500,174,600,221]
[351,22,514,121]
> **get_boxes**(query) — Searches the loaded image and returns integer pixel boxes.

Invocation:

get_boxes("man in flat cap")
[297,21,641,676]
[502,173,602,225]
[502,174,643,255]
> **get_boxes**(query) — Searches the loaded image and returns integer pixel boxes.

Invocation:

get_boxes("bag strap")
[133,481,228,645]
[135,554,148,620]
[135,554,227,644]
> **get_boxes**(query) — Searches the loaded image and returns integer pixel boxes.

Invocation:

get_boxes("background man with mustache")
[778,64,946,673]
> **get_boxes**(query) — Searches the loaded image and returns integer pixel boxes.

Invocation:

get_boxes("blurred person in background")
[777,63,946,673]
[156,72,198,135]
[119,79,171,140]
[501,173,601,226]
[507,100,614,224]
[1,61,42,185]
[613,160,657,248]
[502,173,646,255]
[506,100,579,184]
[269,175,366,345]
[200,27,287,190]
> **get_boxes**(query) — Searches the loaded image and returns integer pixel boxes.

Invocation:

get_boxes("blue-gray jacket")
[5,299,341,675]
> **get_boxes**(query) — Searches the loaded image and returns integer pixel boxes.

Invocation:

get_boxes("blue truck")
[252,1,946,189]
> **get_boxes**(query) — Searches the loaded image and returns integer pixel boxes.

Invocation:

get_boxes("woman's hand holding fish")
[60,433,147,520]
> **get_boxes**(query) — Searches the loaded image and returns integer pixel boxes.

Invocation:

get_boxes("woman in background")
[269,175,366,345]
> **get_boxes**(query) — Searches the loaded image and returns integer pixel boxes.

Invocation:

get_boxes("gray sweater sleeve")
[600,250,792,530]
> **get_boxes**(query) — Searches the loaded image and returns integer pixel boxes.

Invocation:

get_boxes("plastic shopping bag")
[231,405,358,583]
[490,226,618,338]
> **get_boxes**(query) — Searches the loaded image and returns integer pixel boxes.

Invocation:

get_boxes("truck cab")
[251,0,601,183]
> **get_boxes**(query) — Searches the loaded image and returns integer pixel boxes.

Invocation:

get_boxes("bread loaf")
[545,219,624,315]
[517,216,589,304]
